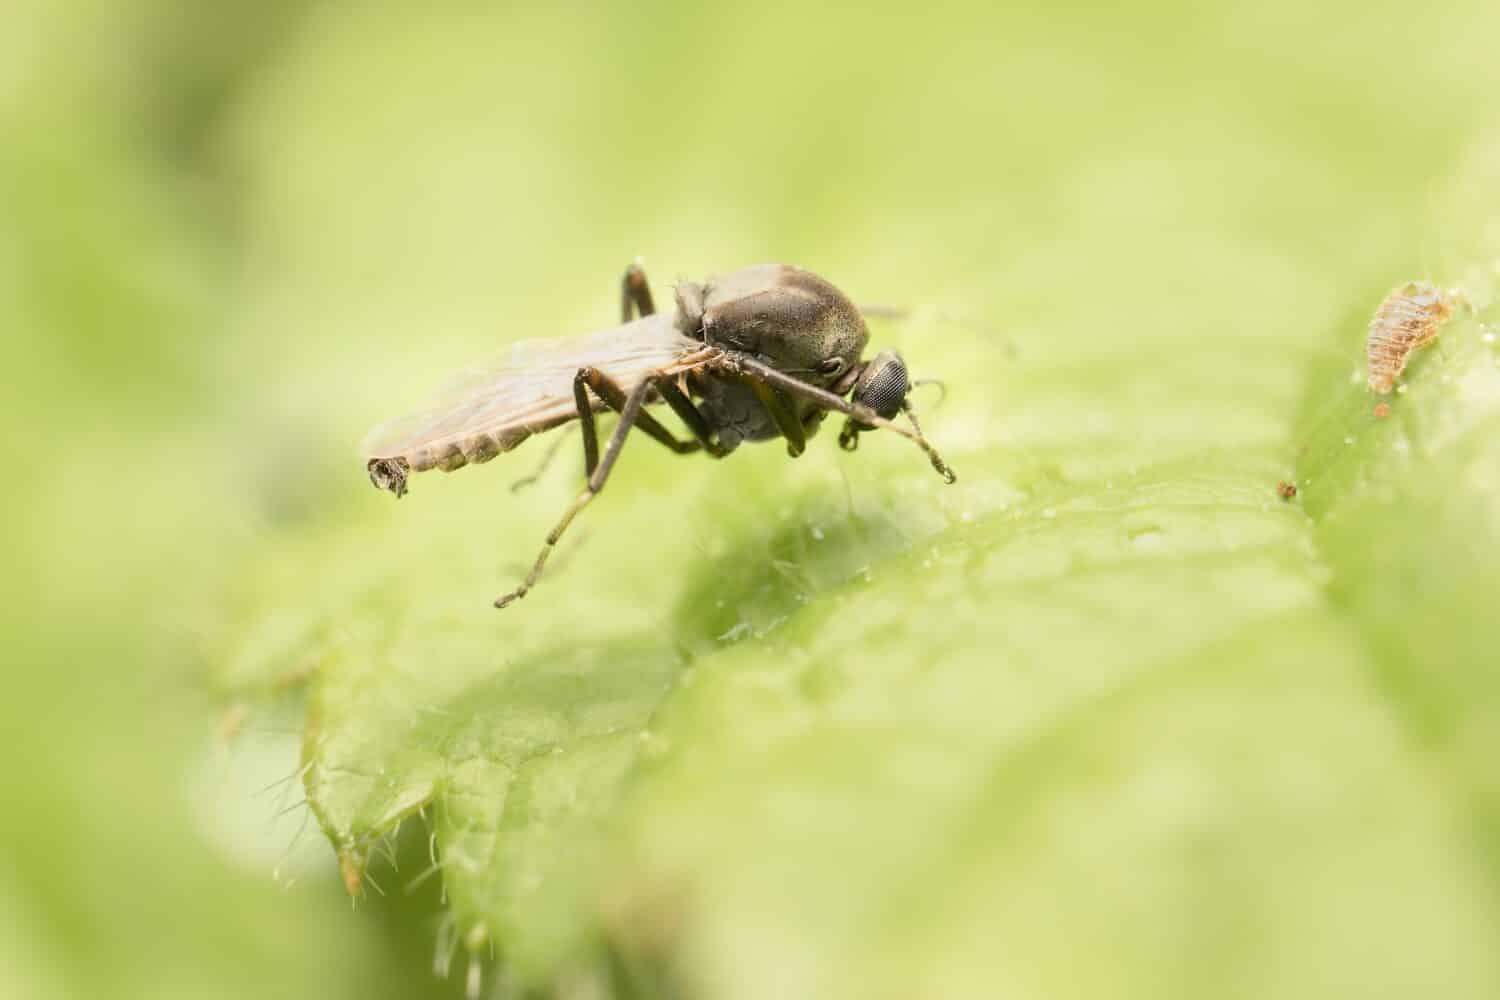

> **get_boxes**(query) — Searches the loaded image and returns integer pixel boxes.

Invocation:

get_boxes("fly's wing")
[363,313,702,481]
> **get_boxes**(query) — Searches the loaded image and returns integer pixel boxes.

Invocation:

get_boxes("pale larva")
[1366,282,1456,394]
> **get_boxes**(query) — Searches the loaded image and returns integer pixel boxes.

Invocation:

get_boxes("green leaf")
[235,204,1500,998]
[206,4,1500,998]
[1299,278,1500,886]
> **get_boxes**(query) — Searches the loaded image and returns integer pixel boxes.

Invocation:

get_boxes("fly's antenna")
[836,396,955,483]
[901,396,928,439]
[833,358,956,482]
[858,303,911,320]
[898,397,955,482]
[910,377,948,406]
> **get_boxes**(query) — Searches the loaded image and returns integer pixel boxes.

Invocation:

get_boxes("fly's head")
[678,264,869,387]
[838,350,910,451]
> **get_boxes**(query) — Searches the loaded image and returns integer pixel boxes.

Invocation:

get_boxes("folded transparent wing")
[363,313,703,474]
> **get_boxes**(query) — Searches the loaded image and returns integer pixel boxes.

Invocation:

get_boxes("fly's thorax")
[676,264,869,385]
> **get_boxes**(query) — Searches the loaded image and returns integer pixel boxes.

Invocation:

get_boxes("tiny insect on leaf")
[1366,282,1458,395]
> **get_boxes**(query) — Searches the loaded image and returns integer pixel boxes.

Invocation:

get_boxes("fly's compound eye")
[852,352,909,422]
[842,351,909,451]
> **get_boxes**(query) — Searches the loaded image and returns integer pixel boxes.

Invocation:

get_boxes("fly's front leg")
[742,377,807,457]
[621,260,656,321]
[496,377,655,609]
[725,356,957,483]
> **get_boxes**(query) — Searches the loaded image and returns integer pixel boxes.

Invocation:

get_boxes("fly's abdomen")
[367,415,573,497]
[695,376,774,450]
[1367,282,1456,394]
[408,424,535,473]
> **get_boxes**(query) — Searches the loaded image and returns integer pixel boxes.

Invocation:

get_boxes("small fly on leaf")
[1276,480,1297,500]
[364,262,957,608]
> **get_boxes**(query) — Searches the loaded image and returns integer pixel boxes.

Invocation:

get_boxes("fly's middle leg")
[496,376,655,609]
[653,376,729,458]
[572,368,701,481]
[621,260,655,322]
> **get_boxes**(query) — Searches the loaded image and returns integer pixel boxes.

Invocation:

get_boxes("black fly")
[364,262,956,607]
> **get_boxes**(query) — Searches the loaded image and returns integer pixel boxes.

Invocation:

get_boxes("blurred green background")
[6,1,1500,998]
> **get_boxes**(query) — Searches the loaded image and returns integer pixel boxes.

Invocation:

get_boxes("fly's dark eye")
[819,357,846,376]
[854,356,909,420]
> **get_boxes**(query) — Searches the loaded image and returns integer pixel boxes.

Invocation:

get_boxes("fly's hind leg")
[621,260,656,321]
[496,376,655,609]
[496,368,697,608]
[474,258,660,496]
[508,434,568,493]
[572,368,701,479]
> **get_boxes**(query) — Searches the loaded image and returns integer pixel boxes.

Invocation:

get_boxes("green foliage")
[225,6,1500,992]
[10,1,1500,998]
